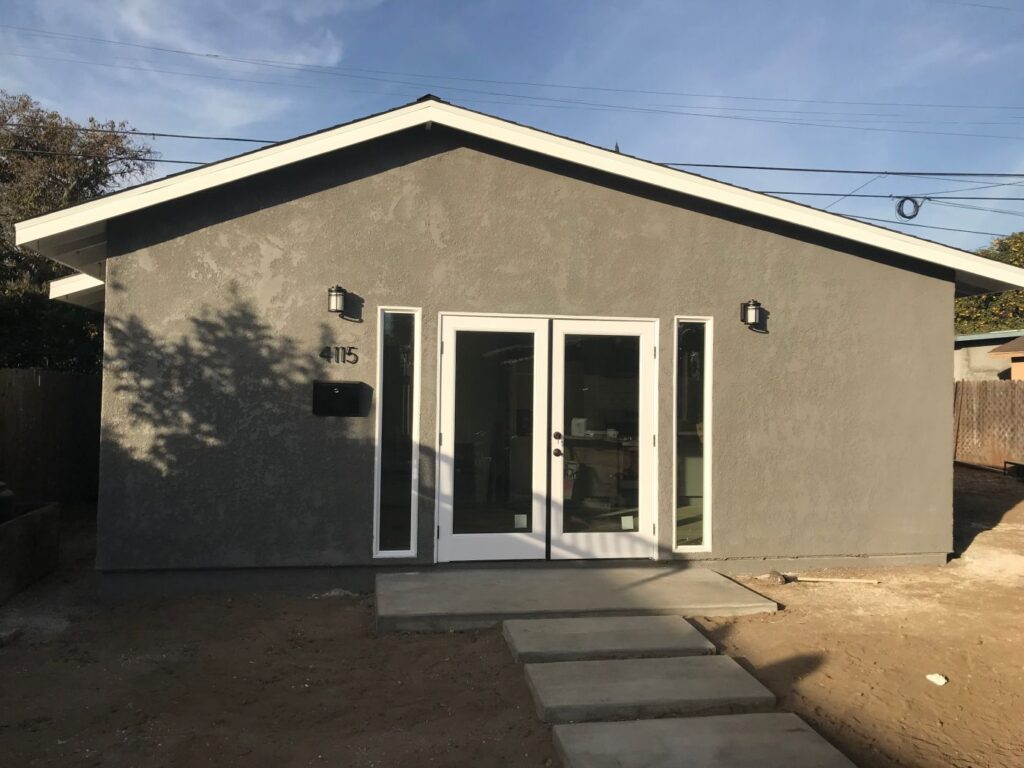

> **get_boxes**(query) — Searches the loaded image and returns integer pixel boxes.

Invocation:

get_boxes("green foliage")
[954,231,1024,335]
[0,91,152,371]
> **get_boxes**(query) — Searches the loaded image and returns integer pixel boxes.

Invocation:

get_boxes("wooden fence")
[0,368,100,505]
[954,380,1024,469]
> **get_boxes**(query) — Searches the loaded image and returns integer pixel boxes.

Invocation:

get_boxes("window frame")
[672,315,713,553]
[372,306,422,558]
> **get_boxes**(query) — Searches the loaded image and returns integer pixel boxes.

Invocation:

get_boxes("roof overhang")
[16,97,1024,304]
[49,270,105,310]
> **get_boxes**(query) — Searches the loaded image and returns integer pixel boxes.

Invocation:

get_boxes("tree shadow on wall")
[98,286,375,570]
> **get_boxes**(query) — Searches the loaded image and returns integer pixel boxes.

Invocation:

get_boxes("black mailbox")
[312,381,372,417]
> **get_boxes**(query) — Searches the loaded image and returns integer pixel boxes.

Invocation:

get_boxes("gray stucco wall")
[98,127,954,571]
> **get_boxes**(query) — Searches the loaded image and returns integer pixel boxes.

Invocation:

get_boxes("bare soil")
[2,465,1023,767]
[698,465,1024,768]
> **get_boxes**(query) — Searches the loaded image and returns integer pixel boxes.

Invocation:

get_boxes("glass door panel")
[561,334,640,533]
[550,320,656,560]
[452,330,536,534]
[437,316,548,562]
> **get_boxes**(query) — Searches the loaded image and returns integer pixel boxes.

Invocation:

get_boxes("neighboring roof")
[955,328,1024,344]
[16,95,1024,302]
[989,335,1024,357]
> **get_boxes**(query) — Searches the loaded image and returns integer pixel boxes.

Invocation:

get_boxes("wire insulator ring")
[896,197,922,220]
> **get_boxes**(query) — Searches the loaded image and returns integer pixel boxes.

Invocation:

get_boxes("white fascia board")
[15,99,1024,292]
[49,272,104,300]
[14,102,438,247]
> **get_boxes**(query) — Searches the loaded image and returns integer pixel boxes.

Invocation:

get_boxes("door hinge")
[440,340,444,355]
[439,432,443,446]
[436,525,440,540]
[653,434,657,447]
[653,346,657,359]
[653,524,656,535]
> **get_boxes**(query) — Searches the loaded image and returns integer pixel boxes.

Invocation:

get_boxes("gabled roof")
[16,95,1024,304]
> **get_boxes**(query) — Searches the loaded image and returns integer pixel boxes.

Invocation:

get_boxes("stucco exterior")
[97,126,954,572]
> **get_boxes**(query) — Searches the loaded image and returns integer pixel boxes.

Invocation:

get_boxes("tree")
[954,231,1024,334]
[0,91,152,372]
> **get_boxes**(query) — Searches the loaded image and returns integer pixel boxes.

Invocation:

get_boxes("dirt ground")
[698,465,1024,768]
[1,465,1023,767]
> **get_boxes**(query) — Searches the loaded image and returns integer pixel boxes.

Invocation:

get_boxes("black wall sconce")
[740,299,769,333]
[327,285,364,322]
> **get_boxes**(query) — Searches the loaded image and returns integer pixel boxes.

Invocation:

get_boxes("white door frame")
[436,314,549,562]
[549,318,658,560]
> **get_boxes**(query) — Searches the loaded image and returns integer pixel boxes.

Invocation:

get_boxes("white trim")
[15,99,1024,293]
[372,307,422,559]
[549,318,659,560]
[48,272,104,300]
[673,316,713,553]
[436,314,550,562]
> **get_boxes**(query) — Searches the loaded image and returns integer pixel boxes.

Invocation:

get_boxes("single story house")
[954,329,1024,380]
[17,96,1024,589]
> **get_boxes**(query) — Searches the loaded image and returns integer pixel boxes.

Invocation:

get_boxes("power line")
[6,23,1024,112]
[11,122,1024,181]
[0,51,311,90]
[11,43,1024,143]
[846,215,1004,237]
[761,192,1024,200]
[0,147,201,164]
[664,162,1024,177]
[4,25,1024,141]
[929,199,1024,218]
[822,174,886,211]
[8,120,1024,184]
[0,121,274,143]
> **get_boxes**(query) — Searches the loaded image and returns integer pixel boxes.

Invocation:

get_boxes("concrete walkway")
[525,655,776,723]
[553,714,857,768]
[504,615,715,662]
[375,567,777,632]
[500,615,857,766]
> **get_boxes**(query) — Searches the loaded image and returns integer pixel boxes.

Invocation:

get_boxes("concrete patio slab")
[503,615,716,662]
[375,567,776,632]
[524,655,775,723]
[553,713,857,767]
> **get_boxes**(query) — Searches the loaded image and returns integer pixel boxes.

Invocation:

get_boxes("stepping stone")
[503,616,716,662]
[524,655,775,723]
[553,713,857,767]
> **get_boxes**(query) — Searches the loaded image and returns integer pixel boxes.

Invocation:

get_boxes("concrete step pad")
[375,568,776,633]
[524,655,775,724]
[553,713,857,768]
[504,615,716,662]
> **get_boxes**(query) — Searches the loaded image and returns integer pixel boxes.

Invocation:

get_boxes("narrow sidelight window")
[675,320,710,548]
[374,309,420,556]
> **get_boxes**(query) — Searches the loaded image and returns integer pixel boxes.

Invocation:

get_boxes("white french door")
[436,314,657,562]
[550,319,657,559]
[436,315,549,561]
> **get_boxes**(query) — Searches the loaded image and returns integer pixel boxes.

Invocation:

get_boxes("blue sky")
[2,0,1024,250]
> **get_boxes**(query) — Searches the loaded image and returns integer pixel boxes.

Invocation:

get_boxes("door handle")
[552,448,563,457]
[553,431,563,440]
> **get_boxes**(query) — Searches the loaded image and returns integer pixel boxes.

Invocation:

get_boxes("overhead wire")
[0,147,201,164]
[5,23,1024,111]
[845,215,1005,237]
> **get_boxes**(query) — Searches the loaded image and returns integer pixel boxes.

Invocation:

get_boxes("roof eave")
[15,97,1024,296]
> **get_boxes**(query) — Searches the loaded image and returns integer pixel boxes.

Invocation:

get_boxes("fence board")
[0,368,100,504]
[953,380,1024,469]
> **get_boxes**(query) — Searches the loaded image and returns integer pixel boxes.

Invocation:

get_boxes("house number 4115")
[320,346,359,364]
